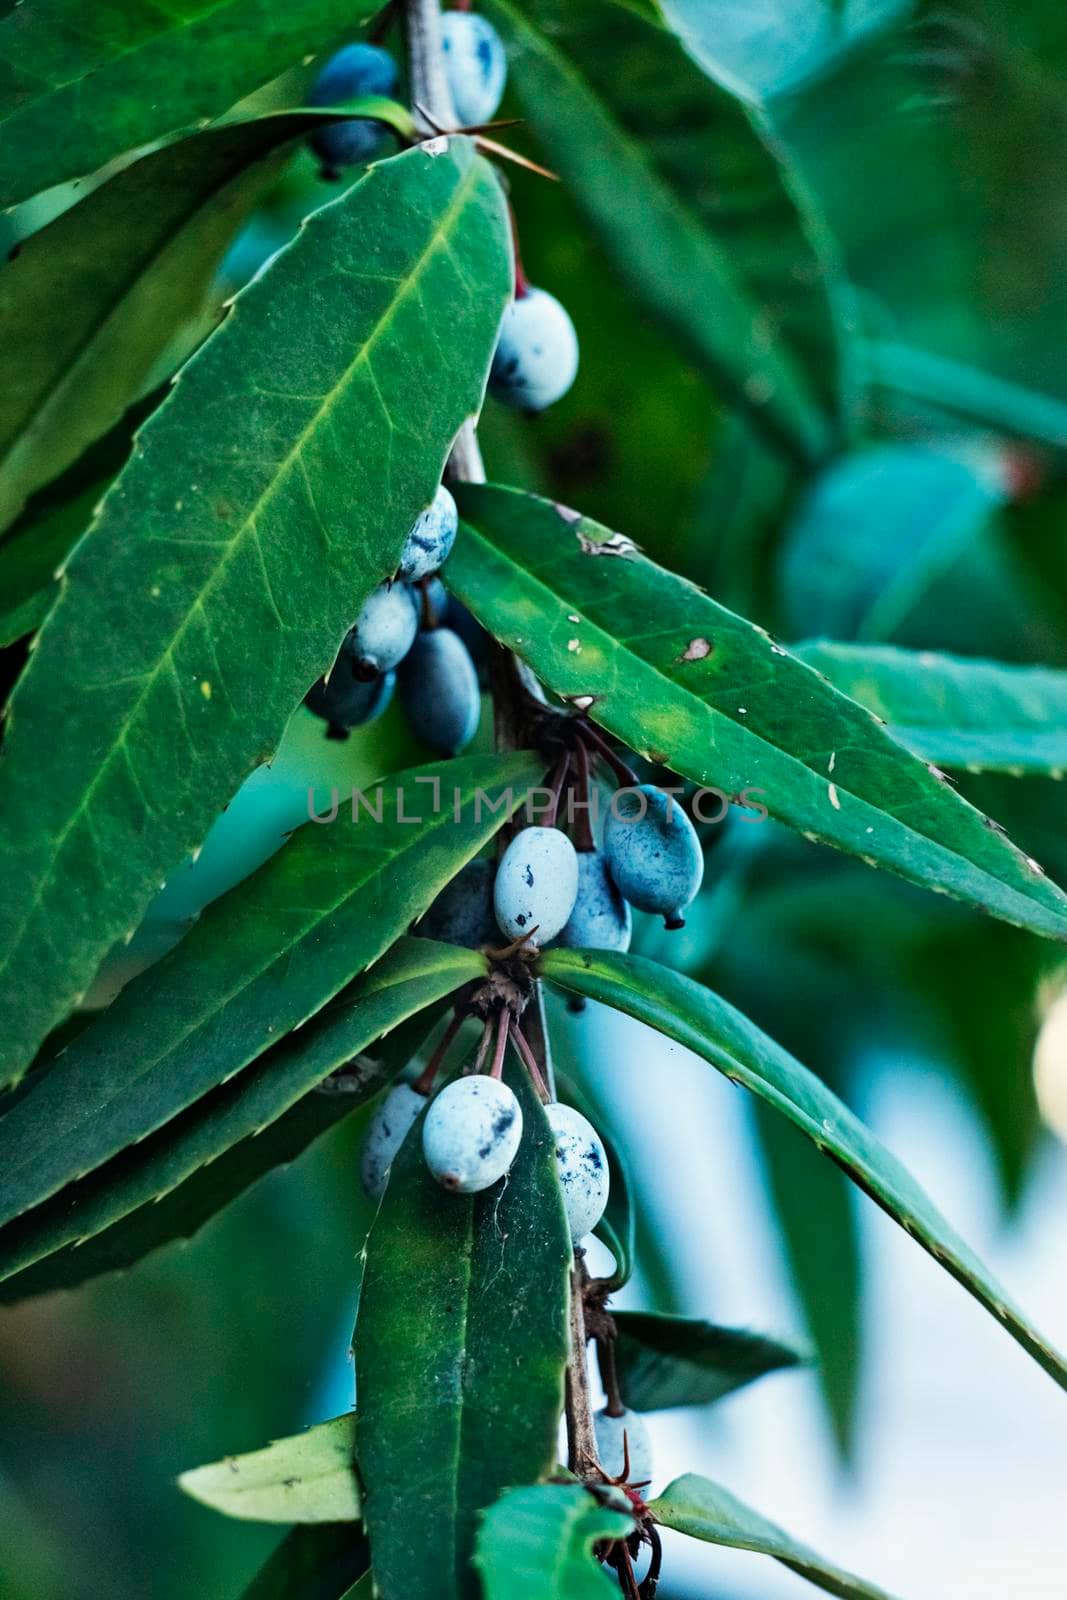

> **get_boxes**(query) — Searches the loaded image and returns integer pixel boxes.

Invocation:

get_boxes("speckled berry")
[594,1407,653,1487]
[348,582,420,678]
[441,11,507,126]
[418,857,498,948]
[360,1081,427,1200]
[397,485,458,582]
[555,850,632,952]
[399,627,480,755]
[422,1075,523,1193]
[494,826,579,944]
[546,1102,609,1240]
[309,43,399,172]
[604,785,703,928]
[489,287,579,413]
[305,664,395,737]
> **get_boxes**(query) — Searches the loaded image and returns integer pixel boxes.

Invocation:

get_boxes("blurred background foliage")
[3,1,1067,1596]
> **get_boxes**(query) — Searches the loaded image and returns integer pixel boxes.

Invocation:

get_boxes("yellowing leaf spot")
[200,681,212,700]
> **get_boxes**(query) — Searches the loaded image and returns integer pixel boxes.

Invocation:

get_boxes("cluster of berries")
[308,11,579,412]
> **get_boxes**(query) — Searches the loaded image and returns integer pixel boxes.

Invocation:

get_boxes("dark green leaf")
[448,485,1067,942]
[474,1484,632,1600]
[796,642,1067,775]
[539,948,1067,1392]
[650,1473,898,1600]
[0,941,476,1299]
[355,1066,572,1600]
[0,140,511,1081]
[611,1311,803,1412]
[0,754,537,1232]
[239,1525,370,1600]
[867,343,1067,457]
[181,1414,359,1523]
[484,0,843,461]
[0,0,382,206]
[0,104,411,532]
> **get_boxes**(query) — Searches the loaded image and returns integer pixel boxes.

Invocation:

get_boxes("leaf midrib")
[0,152,481,983]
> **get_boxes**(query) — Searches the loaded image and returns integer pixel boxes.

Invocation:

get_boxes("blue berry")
[309,43,399,172]
[444,595,489,682]
[305,663,394,737]
[348,581,420,678]
[441,12,507,126]
[422,1075,523,1193]
[399,627,480,755]
[555,850,632,952]
[604,785,703,928]
[494,826,579,944]
[418,857,498,948]
[489,287,579,412]
[397,485,458,582]
[360,1082,427,1199]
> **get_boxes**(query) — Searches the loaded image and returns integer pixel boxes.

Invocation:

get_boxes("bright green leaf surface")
[448,485,1067,942]
[474,1484,632,1600]
[0,0,380,207]
[539,948,1067,1392]
[611,1311,803,1412]
[796,643,1067,774]
[0,104,410,532]
[650,1473,898,1600]
[0,942,475,1299]
[0,755,536,1232]
[485,0,841,461]
[355,1067,572,1600]
[180,1414,359,1524]
[0,141,511,1081]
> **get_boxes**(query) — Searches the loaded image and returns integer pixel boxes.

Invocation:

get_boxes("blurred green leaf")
[539,948,1067,1391]
[474,1484,632,1600]
[0,0,381,206]
[0,944,475,1300]
[868,342,1067,455]
[239,1525,370,1600]
[355,1067,572,1600]
[448,485,1067,941]
[181,1414,359,1524]
[796,642,1067,774]
[0,754,536,1234]
[0,104,409,533]
[650,1472,898,1599]
[611,1311,803,1411]
[485,0,846,461]
[777,445,1003,642]
[0,141,511,1081]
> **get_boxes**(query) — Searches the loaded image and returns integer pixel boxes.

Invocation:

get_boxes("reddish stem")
[412,1006,465,1094]
[578,723,640,790]
[543,748,572,829]
[509,1021,550,1102]
[571,734,596,852]
[471,1016,494,1076]
[507,202,531,299]
[487,1007,510,1080]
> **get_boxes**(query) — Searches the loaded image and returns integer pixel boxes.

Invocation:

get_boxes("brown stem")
[411,1006,465,1094]
[543,748,572,829]
[571,734,596,852]
[565,1258,599,1477]
[509,1021,550,1102]
[595,1333,625,1418]
[521,981,557,1101]
[578,723,641,789]
[487,1006,510,1079]
[471,1016,494,1076]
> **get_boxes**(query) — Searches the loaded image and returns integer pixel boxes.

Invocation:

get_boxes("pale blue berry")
[360,1082,427,1199]
[489,287,579,412]
[348,582,420,677]
[604,785,703,928]
[399,628,480,755]
[398,485,458,582]
[546,1102,609,1240]
[418,858,498,948]
[594,1408,653,1486]
[422,1075,523,1193]
[309,43,399,171]
[494,826,579,944]
[555,851,632,952]
[441,12,507,126]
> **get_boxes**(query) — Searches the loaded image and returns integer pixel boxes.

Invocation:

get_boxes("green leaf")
[867,339,1067,456]
[180,1414,359,1524]
[611,1311,803,1412]
[355,1066,572,1600]
[539,948,1067,1392]
[447,485,1067,942]
[0,940,475,1300]
[239,1525,370,1600]
[795,642,1067,775]
[0,754,536,1233]
[484,0,842,461]
[474,1484,632,1600]
[0,104,410,533]
[0,140,511,1081]
[0,0,386,207]
[649,1473,898,1600]
[777,445,1003,642]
